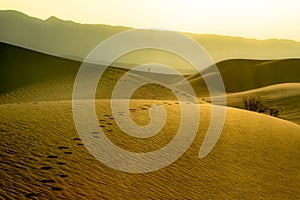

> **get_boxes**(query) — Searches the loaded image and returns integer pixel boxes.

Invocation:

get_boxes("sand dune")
[1,42,299,126]
[0,42,181,104]
[0,41,299,198]
[1,42,299,96]
[0,100,299,199]
[200,83,300,125]
[186,59,300,93]
[224,83,300,125]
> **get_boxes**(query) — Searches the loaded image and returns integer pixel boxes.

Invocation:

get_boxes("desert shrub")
[243,96,268,112]
[242,96,280,117]
[269,108,280,117]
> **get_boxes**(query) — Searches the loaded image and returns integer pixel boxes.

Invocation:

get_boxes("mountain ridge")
[1,10,300,74]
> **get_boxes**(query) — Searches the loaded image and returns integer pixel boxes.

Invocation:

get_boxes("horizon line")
[1,9,300,43]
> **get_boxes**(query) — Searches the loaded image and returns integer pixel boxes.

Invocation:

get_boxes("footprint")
[141,108,147,110]
[77,143,84,146]
[40,179,55,183]
[41,166,53,170]
[109,117,114,120]
[73,138,81,141]
[107,129,113,132]
[106,122,112,125]
[103,114,110,117]
[58,174,68,178]
[64,152,73,155]
[47,155,58,159]
[51,187,63,191]
[25,192,38,198]
[56,162,66,165]
[100,125,105,128]
[58,146,69,150]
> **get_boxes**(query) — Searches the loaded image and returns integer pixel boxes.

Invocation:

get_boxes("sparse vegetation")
[269,108,280,117]
[243,96,280,118]
[243,96,268,112]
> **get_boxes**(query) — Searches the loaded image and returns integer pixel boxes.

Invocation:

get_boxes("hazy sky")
[1,0,300,41]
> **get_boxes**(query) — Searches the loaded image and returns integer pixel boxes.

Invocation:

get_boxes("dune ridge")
[1,42,299,125]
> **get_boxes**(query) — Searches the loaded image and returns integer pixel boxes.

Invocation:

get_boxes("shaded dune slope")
[0,42,180,103]
[187,59,300,93]
[0,42,79,94]
[1,42,299,101]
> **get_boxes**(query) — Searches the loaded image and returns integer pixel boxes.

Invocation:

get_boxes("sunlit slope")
[187,59,300,93]
[0,100,299,199]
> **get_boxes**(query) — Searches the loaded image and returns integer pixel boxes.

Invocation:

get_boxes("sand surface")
[0,99,299,199]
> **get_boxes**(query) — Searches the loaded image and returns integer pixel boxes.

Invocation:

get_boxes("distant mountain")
[1,10,300,74]
[0,10,128,58]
